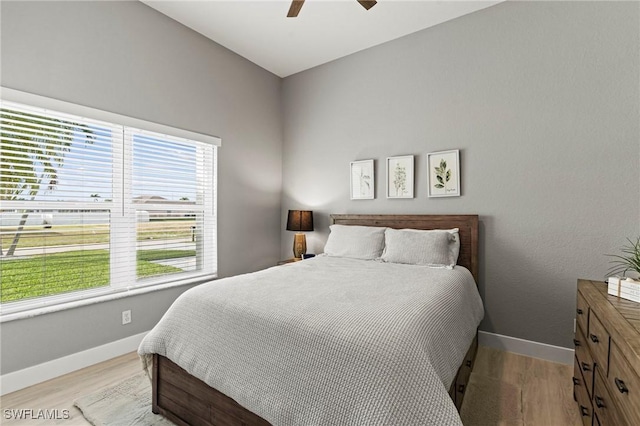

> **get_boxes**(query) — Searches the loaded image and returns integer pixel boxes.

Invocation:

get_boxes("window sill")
[0,274,217,323]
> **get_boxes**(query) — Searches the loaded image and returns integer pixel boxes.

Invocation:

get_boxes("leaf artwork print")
[434,159,452,191]
[393,163,407,196]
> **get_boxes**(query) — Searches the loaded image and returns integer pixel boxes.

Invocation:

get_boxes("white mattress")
[139,255,484,425]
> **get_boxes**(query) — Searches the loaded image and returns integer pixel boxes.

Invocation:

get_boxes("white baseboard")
[0,329,573,396]
[0,331,149,396]
[479,330,574,365]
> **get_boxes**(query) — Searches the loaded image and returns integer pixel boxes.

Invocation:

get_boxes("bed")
[138,214,483,426]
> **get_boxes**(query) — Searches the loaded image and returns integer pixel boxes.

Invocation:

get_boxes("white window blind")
[0,94,218,314]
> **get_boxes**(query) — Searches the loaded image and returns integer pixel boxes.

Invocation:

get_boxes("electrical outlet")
[122,310,132,325]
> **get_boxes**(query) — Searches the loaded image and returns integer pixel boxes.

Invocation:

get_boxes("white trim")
[0,275,214,322]
[0,331,149,396]
[479,330,574,365]
[1,87,222,147]
[1,92,219,317]
[0,329,574,396]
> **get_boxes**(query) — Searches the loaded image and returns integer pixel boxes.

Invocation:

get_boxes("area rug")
[460,374,524,426]
[74,373,174,426]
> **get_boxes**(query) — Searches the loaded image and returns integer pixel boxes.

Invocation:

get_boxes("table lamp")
[286,210,314,259]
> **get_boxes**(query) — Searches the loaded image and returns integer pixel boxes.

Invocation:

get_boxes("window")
[0,90,219,315]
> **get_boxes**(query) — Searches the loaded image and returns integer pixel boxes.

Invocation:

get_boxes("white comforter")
[138,256,484,425]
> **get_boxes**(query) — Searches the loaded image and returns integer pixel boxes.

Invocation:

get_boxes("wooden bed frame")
[152,214,480,425]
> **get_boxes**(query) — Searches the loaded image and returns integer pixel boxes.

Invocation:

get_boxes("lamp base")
[292,233,307,259]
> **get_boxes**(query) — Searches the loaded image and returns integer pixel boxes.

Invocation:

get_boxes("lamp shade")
[286,210,314,232]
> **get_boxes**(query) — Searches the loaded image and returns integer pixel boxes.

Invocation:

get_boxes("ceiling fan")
[287,0,377,17]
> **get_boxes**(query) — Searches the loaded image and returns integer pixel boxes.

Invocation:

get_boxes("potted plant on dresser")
[607,236,640,303]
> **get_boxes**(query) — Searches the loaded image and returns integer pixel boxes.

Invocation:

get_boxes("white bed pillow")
[324,225,387,260]
[381,228,460,268]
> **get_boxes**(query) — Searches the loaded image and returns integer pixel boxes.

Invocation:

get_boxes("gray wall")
[281,1,640,348]
[1,0,638,375]
[1,1,283,374]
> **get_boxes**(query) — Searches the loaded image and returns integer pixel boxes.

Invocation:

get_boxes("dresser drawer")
[576,291,589,335]
[594,413,601,426]
[574,326,595,397]
[575,280,640,426]
[593,369,625,426]
[574,361,593,426]
[607,341,640,425]
[587,311,610,375]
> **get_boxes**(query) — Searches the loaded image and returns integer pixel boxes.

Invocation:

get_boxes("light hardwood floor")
[1,352,140,425]
[472,346,582,426]
[1,347,581,425]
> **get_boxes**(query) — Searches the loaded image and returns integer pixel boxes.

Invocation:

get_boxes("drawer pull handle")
[590,334,599,343]
[572,377,580,385]
[573,339,581,347]
[595,396,605,408]
[580,405,589,417]
[458,384,465,393]
[581,362,591,372]
[615,378,629,394]
[577,308,583,315]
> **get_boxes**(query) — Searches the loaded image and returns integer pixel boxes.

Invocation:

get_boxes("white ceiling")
[142,0,502,78]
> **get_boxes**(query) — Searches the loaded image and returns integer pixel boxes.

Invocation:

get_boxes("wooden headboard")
[330,214,479,284]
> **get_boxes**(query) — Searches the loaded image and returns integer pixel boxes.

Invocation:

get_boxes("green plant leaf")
[606,236,640,277]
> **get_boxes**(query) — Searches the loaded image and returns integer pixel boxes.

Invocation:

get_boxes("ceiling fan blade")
[287,0,305,17]
[357,0,377,10]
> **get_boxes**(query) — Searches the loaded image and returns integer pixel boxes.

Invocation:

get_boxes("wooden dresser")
[573,279,640,426]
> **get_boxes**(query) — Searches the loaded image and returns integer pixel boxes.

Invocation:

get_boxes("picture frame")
[427,149,460,197]
[386,155,414,198]
[350,159,375,200]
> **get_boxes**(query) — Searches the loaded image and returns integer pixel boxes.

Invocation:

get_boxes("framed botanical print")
[350,159,374,199]
[386,155,414,199]
[427,149,460,197]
